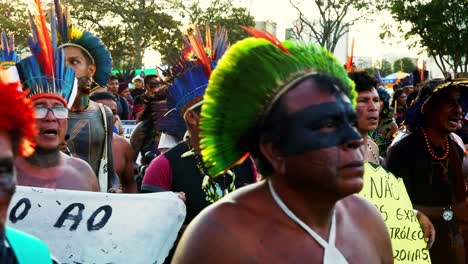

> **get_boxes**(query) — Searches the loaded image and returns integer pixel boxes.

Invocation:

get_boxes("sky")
[144,0,443,77]
[246,0,420,57]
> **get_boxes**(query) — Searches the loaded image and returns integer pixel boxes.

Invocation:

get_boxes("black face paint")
[281,97,361,155]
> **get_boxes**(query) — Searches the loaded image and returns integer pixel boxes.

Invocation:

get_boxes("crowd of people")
[0,0,467,263]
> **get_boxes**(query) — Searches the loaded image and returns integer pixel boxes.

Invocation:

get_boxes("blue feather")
[16,4,77,108]
[167,25,229,115]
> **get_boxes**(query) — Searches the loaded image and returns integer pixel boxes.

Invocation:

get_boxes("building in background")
[354,56,373,69]
[255,20,277,36]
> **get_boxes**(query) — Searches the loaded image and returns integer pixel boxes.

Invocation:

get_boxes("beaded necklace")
[422,128,450,160]
[367,142,380,164]
[191,148,236,203]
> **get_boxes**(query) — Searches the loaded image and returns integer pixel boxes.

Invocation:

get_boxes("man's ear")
[259,140,285,174]
[184,110,200,127]
[88,64,96,78]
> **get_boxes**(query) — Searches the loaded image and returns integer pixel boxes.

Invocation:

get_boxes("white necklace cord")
[268,180,348,264]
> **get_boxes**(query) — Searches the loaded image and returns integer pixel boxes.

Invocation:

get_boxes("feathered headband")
[167,24,229,117]
[14,0,77,109]
[0,33,20,70]
[405,78,468,131]
[54,0,112,87]
[0,70,37,157]
[199,28,356,176]
[158,94,187,141]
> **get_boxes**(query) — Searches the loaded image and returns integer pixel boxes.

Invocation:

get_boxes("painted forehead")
[288,95,356,122]
[282,78,345,114]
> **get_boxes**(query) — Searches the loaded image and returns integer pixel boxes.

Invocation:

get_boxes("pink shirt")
[142,154,173,190]
[142,155,258,190]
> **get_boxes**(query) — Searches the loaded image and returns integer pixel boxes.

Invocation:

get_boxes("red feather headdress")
[0,70,37,157]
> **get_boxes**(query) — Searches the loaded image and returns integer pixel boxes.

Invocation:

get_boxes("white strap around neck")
[268,180,348,264]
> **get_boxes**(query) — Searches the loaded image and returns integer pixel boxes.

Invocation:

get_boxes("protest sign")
[359,163,431,263]
[121,120,137,139]
[7,186,186,264]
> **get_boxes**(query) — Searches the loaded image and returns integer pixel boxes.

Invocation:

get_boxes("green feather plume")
[199,37,356,177]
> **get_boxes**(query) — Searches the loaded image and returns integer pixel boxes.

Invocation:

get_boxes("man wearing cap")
[130,76,145,100]
[387,79,468,263]
[173,29,392,263]
[133,74,165,121]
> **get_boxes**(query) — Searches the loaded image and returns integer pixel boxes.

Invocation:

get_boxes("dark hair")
[348,71,377,93]
[118,83,129,93]
[252,73,344,176]
[90,91,115,101]
[108,75,119,81]
[144,74,158,85]
[391,89,405,108]
[376,87,392,120]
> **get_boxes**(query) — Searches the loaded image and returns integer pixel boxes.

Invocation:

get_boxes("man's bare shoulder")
[62,153,93,173]
[197,181,267,227]
[86,100,100,111]
[339,194,381,221]
[62,153,98,191]
[173,182,268,263]
[338,194,393,263]
[113,134,133,153]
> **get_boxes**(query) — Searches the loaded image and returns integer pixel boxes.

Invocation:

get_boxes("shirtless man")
[12,6,98,192]
[90,92,137,193]
[173,33,393,263]
[15,97,98,191]
[54,0,116,191]
[0,70,52,263]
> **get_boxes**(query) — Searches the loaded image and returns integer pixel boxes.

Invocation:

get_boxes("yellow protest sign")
[359,162,431,263]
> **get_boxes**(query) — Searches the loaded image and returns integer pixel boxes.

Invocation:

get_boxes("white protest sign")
[121,120,137,139]
[7,186,186,264]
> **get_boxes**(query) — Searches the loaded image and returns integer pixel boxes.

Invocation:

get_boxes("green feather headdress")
[199,28,356,176]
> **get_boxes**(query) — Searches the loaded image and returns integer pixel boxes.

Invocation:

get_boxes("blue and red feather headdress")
[168,24,229,117]
[15,0,77,108]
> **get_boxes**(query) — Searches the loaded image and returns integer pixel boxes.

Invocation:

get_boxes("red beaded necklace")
[422,128,450,160]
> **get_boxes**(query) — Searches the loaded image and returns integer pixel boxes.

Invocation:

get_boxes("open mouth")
[448,117,461,127]
[41,129,58,136]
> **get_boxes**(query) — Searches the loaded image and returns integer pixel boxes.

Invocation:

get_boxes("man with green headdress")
[172,28,393,263]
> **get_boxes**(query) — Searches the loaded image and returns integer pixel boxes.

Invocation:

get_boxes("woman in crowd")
[391,89,408,126]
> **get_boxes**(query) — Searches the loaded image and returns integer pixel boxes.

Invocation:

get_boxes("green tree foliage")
[380,59,393,77]
[0,1,31,52]
[288,0,376,52]
[68,0,182,69]
[382,0,467,75]
[392,57,416,73]
[166,0,255,44]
